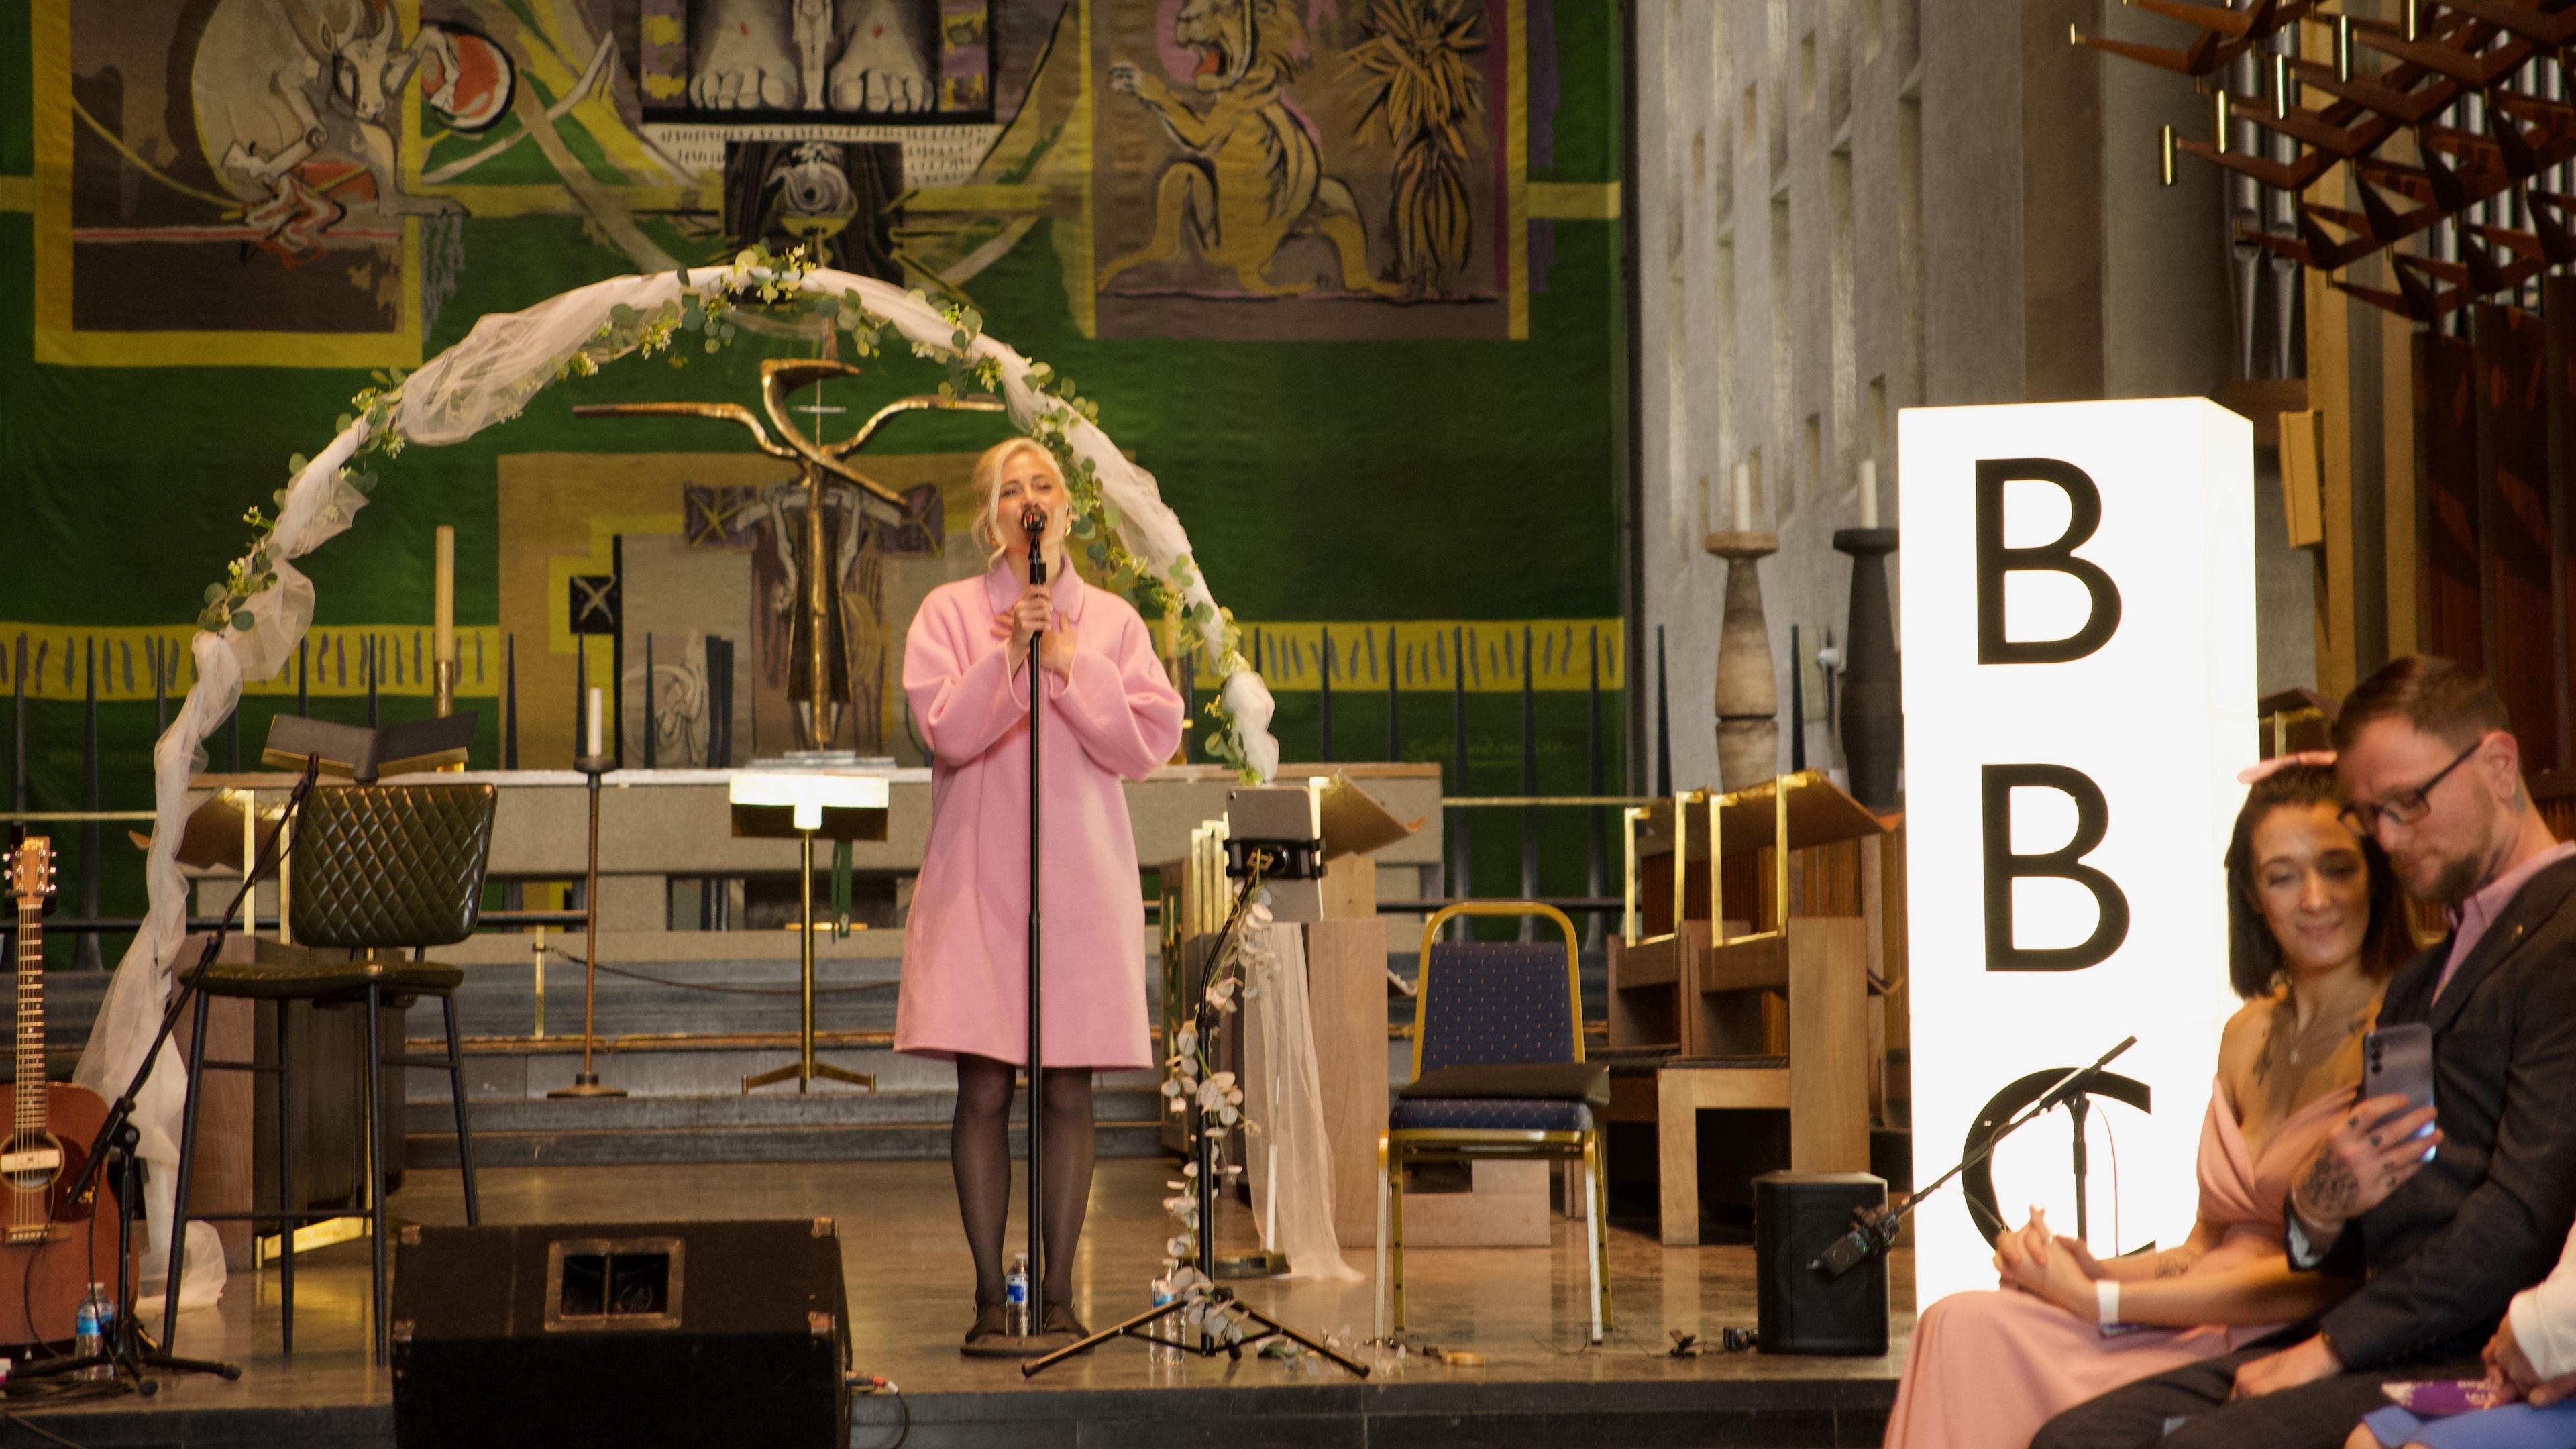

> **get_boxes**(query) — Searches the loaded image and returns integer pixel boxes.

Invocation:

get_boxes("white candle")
[586,686,603,760]
[1860,459,1878,529]
[1733,461,1752,532]
[433,526,455,663]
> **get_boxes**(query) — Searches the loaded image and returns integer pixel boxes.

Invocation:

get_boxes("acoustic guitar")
[0,832,122,1346]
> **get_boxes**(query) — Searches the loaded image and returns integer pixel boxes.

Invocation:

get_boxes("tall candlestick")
[433,526,455,663]
[1859,459,1878,529]
[586,686,604,761]
[1733,461,1753,532]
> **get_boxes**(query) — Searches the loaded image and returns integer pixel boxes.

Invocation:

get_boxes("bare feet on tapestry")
[691,0,799,109]
[829,0,934,113]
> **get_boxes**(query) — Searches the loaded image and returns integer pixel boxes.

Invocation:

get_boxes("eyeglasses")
[2337,740,2484,837]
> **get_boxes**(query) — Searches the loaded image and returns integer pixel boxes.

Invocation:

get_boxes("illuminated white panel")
[1898,398,2254,1311]
[727,772,892,830]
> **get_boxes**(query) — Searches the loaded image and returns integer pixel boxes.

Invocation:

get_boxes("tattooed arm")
[2094,1253,2356,1328]
[2287,1092,2441,1250]
[2002,1218,2352,1327]
[2155,1245,2208,1279]
[2074,1220,2218,1285]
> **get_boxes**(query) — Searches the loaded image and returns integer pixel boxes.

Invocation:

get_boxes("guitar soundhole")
[2,1130,74,1232]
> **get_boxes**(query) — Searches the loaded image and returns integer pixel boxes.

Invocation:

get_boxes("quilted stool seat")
[188,941,464,1005]
[166,780,494,1369]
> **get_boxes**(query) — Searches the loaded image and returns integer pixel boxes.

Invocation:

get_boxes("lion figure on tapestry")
[1097,0,1397,300]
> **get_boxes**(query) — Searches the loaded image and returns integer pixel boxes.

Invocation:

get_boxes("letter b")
[1982,763,2130,972]
[1976,458,2122,665]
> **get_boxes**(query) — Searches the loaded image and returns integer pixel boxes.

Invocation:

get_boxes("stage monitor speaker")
[1754,1171,1888,1356]
[390,1219,849,1449]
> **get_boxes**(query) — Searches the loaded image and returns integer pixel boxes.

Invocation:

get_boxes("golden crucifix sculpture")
[575,358,1004,751]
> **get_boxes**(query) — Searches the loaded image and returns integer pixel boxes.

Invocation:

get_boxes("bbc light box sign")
[1898,399,2254,1311]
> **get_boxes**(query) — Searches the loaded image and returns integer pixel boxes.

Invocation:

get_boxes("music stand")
[729,771,888,1093]
[262,713,475,781]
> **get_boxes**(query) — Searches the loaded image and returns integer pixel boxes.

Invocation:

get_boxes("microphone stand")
[1025,852,1368,1379]
[1021,508,1050,1344]
[25,753,325,1389]
[1813,1034,2137,1278]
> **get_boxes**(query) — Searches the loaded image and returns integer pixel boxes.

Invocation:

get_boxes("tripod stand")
[1026,856,1368,1379]
[21,756,324,1390]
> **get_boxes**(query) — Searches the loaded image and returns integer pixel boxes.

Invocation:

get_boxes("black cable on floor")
[850,1380,908,1449]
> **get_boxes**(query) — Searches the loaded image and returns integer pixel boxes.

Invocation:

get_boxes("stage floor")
[15,1159,1911,1448]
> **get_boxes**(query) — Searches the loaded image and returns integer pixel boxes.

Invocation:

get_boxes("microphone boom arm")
[1813,1034,2138,1276]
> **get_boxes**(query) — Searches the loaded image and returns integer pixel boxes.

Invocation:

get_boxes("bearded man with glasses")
[2036,655,2576,1449]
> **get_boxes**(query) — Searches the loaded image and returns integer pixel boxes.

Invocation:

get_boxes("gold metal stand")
[574,367,1003,752]
[551,757,625,1098]
[743,829,876,1093]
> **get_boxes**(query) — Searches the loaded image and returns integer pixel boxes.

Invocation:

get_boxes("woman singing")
[897,437,1185,1353]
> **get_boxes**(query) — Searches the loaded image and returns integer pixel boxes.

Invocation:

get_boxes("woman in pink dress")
[1885,760,2417,1449]
[897,437,1184,1350]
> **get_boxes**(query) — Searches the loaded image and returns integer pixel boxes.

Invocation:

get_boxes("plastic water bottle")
[1004,1254,1031,1338]
[86,1283,116,1380]
[73,1291,101,1369]
[1149,1259,1182,1364]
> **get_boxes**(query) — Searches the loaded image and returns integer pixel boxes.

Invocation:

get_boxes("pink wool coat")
[894,558,1185,1069]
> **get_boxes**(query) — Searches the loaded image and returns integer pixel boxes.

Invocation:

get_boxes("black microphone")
[1020,504,1049,585]
[1815,1205,1894,1277]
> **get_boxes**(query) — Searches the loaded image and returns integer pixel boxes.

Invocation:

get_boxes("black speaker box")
[1754,1171,1888,1355]
[390,1219,849,1449]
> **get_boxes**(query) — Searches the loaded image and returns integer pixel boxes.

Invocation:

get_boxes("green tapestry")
[0,0,1629,936]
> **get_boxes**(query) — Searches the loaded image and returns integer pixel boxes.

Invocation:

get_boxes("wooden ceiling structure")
[2080,0,2576,321]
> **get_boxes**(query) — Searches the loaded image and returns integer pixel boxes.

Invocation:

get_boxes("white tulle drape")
[74,266,1277,1311]
[1242,924,1362,1282]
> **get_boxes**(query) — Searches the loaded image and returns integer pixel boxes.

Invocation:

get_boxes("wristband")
[2096,1280,2121,1326]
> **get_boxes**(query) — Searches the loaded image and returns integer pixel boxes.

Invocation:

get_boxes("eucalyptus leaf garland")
[198,243,1262,779]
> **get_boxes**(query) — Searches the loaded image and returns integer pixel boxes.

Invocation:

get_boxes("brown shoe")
[960,1303,1011,1353]
[1041,1301,1087,1339]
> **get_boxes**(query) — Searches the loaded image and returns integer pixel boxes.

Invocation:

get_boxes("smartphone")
[2361,1022,2436,1119]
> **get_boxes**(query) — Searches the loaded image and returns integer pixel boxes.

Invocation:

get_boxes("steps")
[407,1087,1169,1168]
[412,928,906,1042]
[395,930,1171,1169]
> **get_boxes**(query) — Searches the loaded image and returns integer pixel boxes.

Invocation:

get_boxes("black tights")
[951,1054,1095,1309]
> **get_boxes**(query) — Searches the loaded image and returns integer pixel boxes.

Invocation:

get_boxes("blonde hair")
[969,437,1067,564]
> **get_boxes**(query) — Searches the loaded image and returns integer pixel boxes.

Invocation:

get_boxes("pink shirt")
[2435,839,2576,1000]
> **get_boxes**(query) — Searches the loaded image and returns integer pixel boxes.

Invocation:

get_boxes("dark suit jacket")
[2306,853,2576,1368]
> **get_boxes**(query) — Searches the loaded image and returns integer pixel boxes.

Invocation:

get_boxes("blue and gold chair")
[1375,902,1610,1344]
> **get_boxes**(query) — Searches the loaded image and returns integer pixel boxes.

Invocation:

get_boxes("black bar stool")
[164,782,496,1364]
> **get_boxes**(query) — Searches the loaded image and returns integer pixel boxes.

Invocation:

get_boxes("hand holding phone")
[2290,1024,2442,1230]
